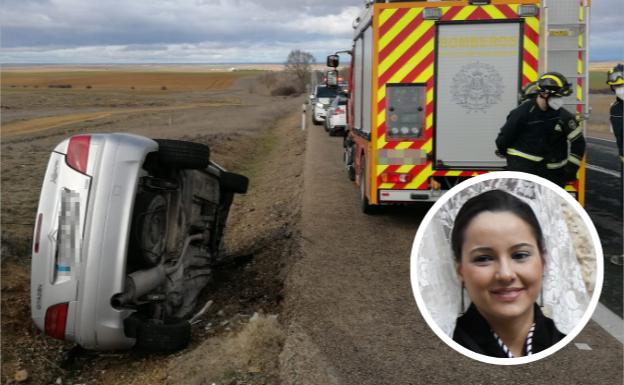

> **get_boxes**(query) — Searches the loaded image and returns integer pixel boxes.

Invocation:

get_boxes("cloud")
[0,0,621,63]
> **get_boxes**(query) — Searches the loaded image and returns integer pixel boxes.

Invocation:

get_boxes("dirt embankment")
[1,73,306,385]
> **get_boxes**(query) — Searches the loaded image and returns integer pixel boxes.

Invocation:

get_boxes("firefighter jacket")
[610,98,623,162]
[495,100,585,174]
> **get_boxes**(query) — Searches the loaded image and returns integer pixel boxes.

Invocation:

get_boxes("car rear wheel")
[130,192,167,267]
[153,139,210,169]
[126,315,191,353]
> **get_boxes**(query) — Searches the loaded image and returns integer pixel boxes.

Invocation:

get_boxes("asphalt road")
[585,136,623,317]
[281,124,623,385]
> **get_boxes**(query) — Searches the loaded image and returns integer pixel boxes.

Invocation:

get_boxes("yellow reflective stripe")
[579,5,584,22]
[507,148,543,162]
[395,142,412,150]
[568,126,583,140]
[422,137,432,152]
[546,159,568,169]
[568,155,581,166]
[377,133,388,149]
[453,6,475,21]
[379,8,397,27]
[541,74,563,87]
[483,4,505,19]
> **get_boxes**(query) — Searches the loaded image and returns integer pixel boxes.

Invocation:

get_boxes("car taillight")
[381,172,412,184]
[45,302,69,340]
[66,135,91,174]
[34,213,43,253]
[335,107,345,114]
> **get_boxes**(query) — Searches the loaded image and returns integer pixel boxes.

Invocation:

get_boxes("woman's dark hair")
[450,189,545,262]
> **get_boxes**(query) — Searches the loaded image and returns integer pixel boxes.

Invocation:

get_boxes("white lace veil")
[416,178,593,337]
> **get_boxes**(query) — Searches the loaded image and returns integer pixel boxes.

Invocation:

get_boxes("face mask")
[548,96,564,110]
[615,86,624,100]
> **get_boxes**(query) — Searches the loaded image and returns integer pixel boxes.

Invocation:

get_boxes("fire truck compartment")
[434,21,522,169]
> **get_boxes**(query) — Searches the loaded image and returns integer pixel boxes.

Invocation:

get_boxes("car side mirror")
[327,54,339,68]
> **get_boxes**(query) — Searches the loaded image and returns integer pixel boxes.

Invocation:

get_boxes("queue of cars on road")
[311,84,340,126]
[310,83,348,137]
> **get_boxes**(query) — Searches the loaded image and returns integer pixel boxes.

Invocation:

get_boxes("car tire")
[153,139,210,169]
[130,192,167,268]
[220,171,249,194]
[359,156,374,214]
[130,316,191,353]
[344,142,355,181]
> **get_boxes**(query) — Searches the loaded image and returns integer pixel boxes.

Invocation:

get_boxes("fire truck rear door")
[435,21,522,169]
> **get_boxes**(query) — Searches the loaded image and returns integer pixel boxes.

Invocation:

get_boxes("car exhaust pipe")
[165,233,204,275]
[112,265,167,307]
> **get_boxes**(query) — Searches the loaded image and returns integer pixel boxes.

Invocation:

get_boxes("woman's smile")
[489,287,526,302]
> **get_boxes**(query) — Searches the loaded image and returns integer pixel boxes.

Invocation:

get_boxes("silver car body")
[326,96,347,132]
[31,133,157,349]
[312,85,340,123]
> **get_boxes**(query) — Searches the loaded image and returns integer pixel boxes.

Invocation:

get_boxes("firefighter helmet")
[520,81,539,101]
[536,72,572,97]
[606,63,624,86]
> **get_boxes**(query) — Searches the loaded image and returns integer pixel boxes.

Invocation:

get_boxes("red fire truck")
[329,0,590,213]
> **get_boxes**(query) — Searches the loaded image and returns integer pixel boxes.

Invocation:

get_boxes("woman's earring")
[539,283,544,308]
[460,282,466,314]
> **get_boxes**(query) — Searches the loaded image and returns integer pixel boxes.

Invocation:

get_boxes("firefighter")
[606,63,624,267]
[495,72,585,187]
[606,63,624,165]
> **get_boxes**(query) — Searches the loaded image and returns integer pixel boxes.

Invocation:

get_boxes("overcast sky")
[1,0,622,64]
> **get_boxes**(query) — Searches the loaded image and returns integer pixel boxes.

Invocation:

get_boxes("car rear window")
[316,87,339,98]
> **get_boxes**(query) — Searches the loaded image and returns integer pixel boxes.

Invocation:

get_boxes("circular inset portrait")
[410,171,602,365]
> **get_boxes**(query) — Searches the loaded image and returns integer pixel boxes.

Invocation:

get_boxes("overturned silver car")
[31,133,248,352]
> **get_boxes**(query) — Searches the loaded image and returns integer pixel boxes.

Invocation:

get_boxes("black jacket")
[610,98,623,160]
[453,303,565,358]
[496,100,585,172]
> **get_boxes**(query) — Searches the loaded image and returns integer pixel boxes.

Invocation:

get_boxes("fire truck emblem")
[451,62,504,113]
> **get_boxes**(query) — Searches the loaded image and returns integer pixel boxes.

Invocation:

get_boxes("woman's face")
[456,210,544,324]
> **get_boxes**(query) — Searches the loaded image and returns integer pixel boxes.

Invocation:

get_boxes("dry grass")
[1,70,255,91]
[165,311,284,385]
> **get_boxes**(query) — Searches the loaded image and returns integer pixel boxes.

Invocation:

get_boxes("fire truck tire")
[153,139,210,169]
[345,146,355,181]
[347,165,355,181]
[359,157,375,214]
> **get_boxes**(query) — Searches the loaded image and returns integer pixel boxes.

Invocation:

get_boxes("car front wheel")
[151,139,211,169]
